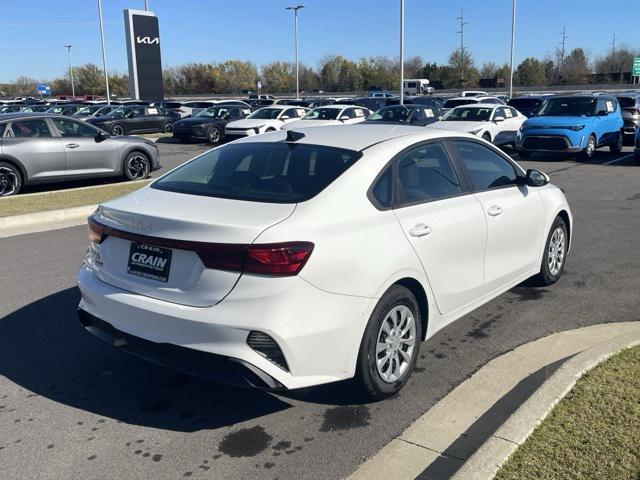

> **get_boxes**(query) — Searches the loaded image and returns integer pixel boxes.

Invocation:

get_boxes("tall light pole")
[64,45,76,98]
[456,9,468,82]
[286,5,304,99]
[508,0,516,98]
[97,0,111,104]
[144,0,149,10]
[399,0,405,105]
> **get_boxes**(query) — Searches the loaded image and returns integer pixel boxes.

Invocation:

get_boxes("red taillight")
[624,108,640,115]
[88,218,105,243]
[245,242,315,276]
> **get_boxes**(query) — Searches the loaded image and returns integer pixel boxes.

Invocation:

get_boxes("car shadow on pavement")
[0,287,296,432]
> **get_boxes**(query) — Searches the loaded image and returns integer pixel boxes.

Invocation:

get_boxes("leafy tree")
[358,56,396,90]
[515,57,547,86]
[479,62,499,79]
[563,48,591,84]
[594,46,640,82]
[319,55,361,91]
[447,49,478,87]
[260,62,295,93]
[404,56,425,79]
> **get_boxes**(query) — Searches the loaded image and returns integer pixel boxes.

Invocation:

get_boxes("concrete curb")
[452,331,640,480]
[347,322,640,480]
[0,205,96,238]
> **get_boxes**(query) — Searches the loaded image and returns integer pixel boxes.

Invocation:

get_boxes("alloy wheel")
[375,305,417,383]
[0,167,18,196]
[112,125,125,136]
[548,227,566,276]
[126,154,149,180]
[585,136,596,158]
[208,127,221,143]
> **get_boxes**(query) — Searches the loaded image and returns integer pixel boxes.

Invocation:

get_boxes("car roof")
[450,103,500,109]
[0,112,51,121]
[233,123,460,152]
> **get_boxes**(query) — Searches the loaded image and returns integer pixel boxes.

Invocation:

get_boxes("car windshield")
[73,105,101,116]
[247,108,282,120]
[441,107,492,121]
[302,108,340,120]
[508,98,541,109]
[94,106,115,116]
[443,99,476,109]
[152,142,362,203]
[196,107,230,118]
[537,97,596,117]
[368,106,410,122]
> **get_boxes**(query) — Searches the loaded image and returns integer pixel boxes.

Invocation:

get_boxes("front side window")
[455,141,518,190]
[10,119,52,138]
[396,143,462,204]
[152,142,362,203]
[52,118,99,138]
[368,106,410,122]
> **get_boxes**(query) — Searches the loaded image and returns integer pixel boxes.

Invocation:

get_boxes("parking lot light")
[286,5,304,100]
[509,0,516,98]
[64,45,75,98]
[97,0,111,105]
[399,0,404,105]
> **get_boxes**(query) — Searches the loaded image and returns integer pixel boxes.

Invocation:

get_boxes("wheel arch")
[0,155,28,184]
[557,209,571,245]
[393,277,429,341]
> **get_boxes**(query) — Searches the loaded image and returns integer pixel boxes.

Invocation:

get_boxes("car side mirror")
[94,130,110,142]
[597,110,608,117]
[493,116,505,122]
[524,169,549,187]
[281,115,290,120]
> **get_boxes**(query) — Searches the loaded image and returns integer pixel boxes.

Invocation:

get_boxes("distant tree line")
[1,45,639,97]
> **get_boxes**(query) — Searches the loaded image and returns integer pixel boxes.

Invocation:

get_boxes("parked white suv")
[281,105,371,131]
[77,124,572,399]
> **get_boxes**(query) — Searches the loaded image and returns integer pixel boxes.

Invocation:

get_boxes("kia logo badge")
[136,36,159,45]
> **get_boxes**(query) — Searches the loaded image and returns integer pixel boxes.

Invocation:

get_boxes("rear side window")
[371,167,392,208]
[617,97,636,109]
[10,119,52,138]
[152,142,362,203]
[455,141,518,190]
[397,143,462,204]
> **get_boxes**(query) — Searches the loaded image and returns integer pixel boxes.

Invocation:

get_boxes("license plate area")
[127,243,172,283]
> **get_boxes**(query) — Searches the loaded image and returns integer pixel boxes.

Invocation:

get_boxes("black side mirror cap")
[524,169,550,187]
[597,110,608,116]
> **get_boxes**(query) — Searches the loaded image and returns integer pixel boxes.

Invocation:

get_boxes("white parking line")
[603,153,633,165]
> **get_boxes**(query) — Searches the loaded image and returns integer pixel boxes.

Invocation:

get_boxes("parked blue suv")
[516,94,624,159]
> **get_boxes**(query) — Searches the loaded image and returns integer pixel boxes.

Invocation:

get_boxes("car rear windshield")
[444,99,475,108]
[617,96,637,108]
[537,97,596,117]
[368,107,410,122]
[508,98,541,109]
[303,108,340,120]
[151,142,363,203]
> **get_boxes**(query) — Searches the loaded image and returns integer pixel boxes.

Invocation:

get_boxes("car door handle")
[409,223,432,237]
[65,143,80,149]
[487,205,504,216]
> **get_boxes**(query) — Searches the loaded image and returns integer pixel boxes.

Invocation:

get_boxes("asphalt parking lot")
[1,146,639,480]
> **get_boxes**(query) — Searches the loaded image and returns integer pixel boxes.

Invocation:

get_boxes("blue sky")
[0,0,637,82]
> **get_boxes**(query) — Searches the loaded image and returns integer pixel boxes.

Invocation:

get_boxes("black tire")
[482,132,492,143]
[162,122,173,133]
[110,123,125,136]
[534,216,568,286]
[354,285,422,400]
[206,125,223,144]
[0,161,22,196]
[581,134,596,160]
[610,132,623,153]
[518,150,532,159]
[123,151,151,181]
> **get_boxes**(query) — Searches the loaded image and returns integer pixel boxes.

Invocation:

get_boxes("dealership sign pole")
[97,0,111,104]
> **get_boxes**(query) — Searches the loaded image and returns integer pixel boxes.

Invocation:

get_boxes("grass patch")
[495,345,640,480]
[0,180,150,217]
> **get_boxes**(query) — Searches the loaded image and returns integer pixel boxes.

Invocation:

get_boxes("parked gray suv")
[616,92,640,141]
[0,113,160,196]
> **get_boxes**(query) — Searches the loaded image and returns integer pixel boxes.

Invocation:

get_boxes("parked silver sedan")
[0,113,160,196]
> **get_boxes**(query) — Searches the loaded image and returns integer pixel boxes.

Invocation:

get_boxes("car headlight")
[469,128,483,135]
[568,125,585,131]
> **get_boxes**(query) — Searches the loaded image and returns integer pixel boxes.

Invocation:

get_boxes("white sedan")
[225,105,309,138]
[77,124,572,399]
[428,104,526,146]
[281,105,371,131]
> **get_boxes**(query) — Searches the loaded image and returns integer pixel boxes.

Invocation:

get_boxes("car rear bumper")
[76,265,373,390]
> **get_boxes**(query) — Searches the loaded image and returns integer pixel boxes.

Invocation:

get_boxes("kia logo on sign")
[136,36,159,45]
